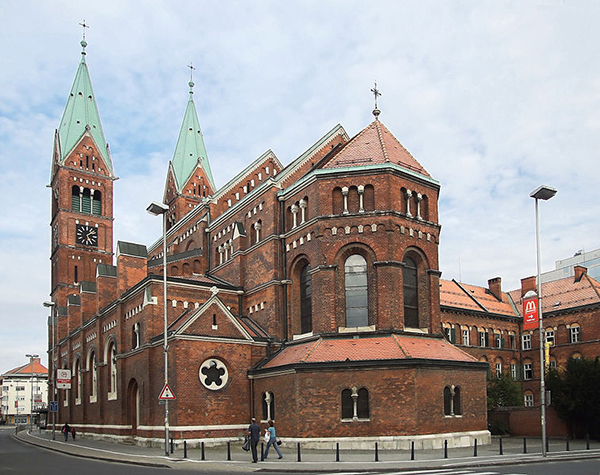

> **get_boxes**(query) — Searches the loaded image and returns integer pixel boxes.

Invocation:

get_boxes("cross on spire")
[79,20,90,41]
[187,62,196,94]
[371,81,381,119]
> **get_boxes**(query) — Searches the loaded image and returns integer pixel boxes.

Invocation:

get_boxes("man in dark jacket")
[248,417,260,463]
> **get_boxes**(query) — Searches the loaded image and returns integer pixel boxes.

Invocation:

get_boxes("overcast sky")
[1,0,599,374]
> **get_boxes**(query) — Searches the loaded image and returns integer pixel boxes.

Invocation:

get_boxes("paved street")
[4,426,600,474]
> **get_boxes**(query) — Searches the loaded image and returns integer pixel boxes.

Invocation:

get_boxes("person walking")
[247,417,261,463]
[263,420,283,459]
[61,423,70,442]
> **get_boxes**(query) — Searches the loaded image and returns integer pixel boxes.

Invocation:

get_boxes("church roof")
[260,333,477,371]
[170,82,215,192]
[56,40,112,175]
[323,120,430,177]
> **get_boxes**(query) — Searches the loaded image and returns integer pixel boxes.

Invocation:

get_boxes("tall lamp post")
[530,184,557,457]
[25,353,39,433]
[146,201,170,456]
[43,301,57,440]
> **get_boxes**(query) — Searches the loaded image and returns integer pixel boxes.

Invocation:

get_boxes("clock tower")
[49,38,115,309]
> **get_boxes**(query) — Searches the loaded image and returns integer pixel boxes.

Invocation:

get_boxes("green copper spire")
[56,39,113,175]
[171,79,214,191]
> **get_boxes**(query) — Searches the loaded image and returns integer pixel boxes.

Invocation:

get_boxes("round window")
[199,358,229,390]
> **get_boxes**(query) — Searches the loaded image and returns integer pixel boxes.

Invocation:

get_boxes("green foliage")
[546,356,600,438]
[487,372,523,410]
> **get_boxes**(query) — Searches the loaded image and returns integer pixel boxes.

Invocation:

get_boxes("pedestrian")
[263,420,283,459]
[71,427,77,440]
[61,423,70,442]
[247,417,261,463]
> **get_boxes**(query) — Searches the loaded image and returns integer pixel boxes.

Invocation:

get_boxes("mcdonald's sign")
[523,295,539,330]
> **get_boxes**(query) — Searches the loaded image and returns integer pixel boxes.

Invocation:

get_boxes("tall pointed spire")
[55,28,113,176]
[170,68,214,191]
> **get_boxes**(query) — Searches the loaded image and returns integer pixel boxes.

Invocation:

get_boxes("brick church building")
[48,39,598,447]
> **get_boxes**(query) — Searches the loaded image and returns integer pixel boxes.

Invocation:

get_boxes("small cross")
[371,81,381,109]
[188,62,196,81]
[79,20,90,41]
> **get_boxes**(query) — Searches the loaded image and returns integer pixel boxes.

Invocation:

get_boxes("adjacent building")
[1,357,48,425]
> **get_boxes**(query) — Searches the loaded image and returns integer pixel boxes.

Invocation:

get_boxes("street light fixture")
[25,353,39,433]
[43,301,57,440]
[530,184,557,457]
[146,201,170,456]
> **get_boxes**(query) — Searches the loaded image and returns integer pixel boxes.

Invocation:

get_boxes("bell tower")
[48,35,115,309]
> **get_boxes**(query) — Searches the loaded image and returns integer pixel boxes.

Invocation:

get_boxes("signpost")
[159,383,176,400]
[56,369,71,389]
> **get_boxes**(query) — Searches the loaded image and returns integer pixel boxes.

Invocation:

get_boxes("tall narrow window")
[300,264,312,334]
[262,392,275,421]
[341,389,353,419]
[345,255,368,327]
[403,257,419,328]
[82,188,91,213]
[92,190,102,215]
[74,265,78,284]
[108,343,117,398]
[71,186,81,211]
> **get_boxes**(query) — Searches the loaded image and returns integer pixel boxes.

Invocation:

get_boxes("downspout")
[279,197,288,342]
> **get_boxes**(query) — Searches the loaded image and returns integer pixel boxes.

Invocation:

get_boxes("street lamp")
[43,301,57,440]
[146,201,170,456]
[530,184,557,457]
[25,353,39,433]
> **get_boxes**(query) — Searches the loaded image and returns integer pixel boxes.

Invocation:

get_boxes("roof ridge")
[583,273,600,301]
[391,333,409,358]
[452,279,489,313]
[301,338,323,363]
[374,121,390,163]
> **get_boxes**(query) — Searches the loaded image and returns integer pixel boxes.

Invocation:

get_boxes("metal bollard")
[410,441,415,461]
[336,442,340,462]
[566,436,569,452]
[546,436,549,453]
[523,437,527,454]
[201,441,205,460]
[170,438,174,454]
[375,442,379,462]
[473,438,478,457]
[297,442,302,462]
[227,441,231,461]
[444,439,448,459]
[499,437,503,455]
[184,440,187,458]
[261,442,264,461]
[587,433,590,450]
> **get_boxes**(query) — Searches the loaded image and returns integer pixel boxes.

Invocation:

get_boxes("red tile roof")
[261,334,477,370]
[3,358,47,377]
[323,120,430,177]
[440,279,517,317]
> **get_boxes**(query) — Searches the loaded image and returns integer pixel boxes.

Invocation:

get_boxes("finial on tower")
[79,20,90,54]
[188,62,196,95]
[371,81,381,119]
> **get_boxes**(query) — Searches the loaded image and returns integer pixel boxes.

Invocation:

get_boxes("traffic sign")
[158,383,176,400]
[50,401,58,413]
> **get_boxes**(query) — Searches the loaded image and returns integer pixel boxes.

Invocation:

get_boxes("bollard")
[375,442,379,462]
[586,433,590,450]
[336,442,340,462]
[297,442,302,462]
[546,436,549,453]
[184,440,187,458]
[523,437,527,454]
[473,438,478,457]
[566,436,569,452]
[201,441,205,460]
[410,441,415,461]
[227,441,231,461]
[444,440,448,459]
[499,437,503,455]
[261,442,264,461]
[170,438,174,454]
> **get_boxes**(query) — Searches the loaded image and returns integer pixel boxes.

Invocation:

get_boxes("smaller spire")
[79,20,89,57]
[188,62,196,96]
[371,80,381,119]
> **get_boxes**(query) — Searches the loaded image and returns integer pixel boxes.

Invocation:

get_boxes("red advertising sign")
[523,295,539,330]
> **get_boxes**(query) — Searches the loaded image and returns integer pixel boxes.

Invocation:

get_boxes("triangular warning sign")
[158,383,176,400]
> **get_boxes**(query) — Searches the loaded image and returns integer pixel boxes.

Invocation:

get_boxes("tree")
[546,356,600,438]
[487,372,523,410]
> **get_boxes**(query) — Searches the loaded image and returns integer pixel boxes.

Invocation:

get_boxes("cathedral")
[50,37,552,448]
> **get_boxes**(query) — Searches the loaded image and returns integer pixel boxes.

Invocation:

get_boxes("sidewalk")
[14,428,600,472]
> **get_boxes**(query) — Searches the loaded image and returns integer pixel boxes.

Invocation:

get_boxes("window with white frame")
[570,325,581,343]
[495,361,502,377]
[524,393,534,407]
[522,333,531,350]
[462,328,470,346]
[495,332,502,348]
[510,363,518,380]
[545,329,555,346]
[523,362,533,380]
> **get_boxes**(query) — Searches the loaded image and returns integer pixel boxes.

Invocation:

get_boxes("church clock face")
[76,224,98,247]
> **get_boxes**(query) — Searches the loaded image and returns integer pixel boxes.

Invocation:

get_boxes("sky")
[1,0,599,374]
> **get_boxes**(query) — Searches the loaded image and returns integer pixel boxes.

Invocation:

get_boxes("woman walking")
[263,420,283,459]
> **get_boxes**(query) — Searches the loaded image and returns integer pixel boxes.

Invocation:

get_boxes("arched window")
[444,386,462,415]
[132,322,140,349]
[82,188,92,213]
[341,386,369,420]
[443,386,452,415]
[364,185,375,211]
[300,264,312,334]
[74,358,81,404]
[193,259,202,274]
[89,350,97,402]
[108,342,117,397]
[332,187,344,214]
[345,254,368,327]
[71,186,81,211]
[403,257,419,328]
[183,262,191,276]
[262,391,275,422]
[92,190,102,215]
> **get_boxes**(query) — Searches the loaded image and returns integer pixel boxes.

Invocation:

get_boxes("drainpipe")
[279,197,288,341]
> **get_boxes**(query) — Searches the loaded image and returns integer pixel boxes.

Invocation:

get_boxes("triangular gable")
[175,293,253,341]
